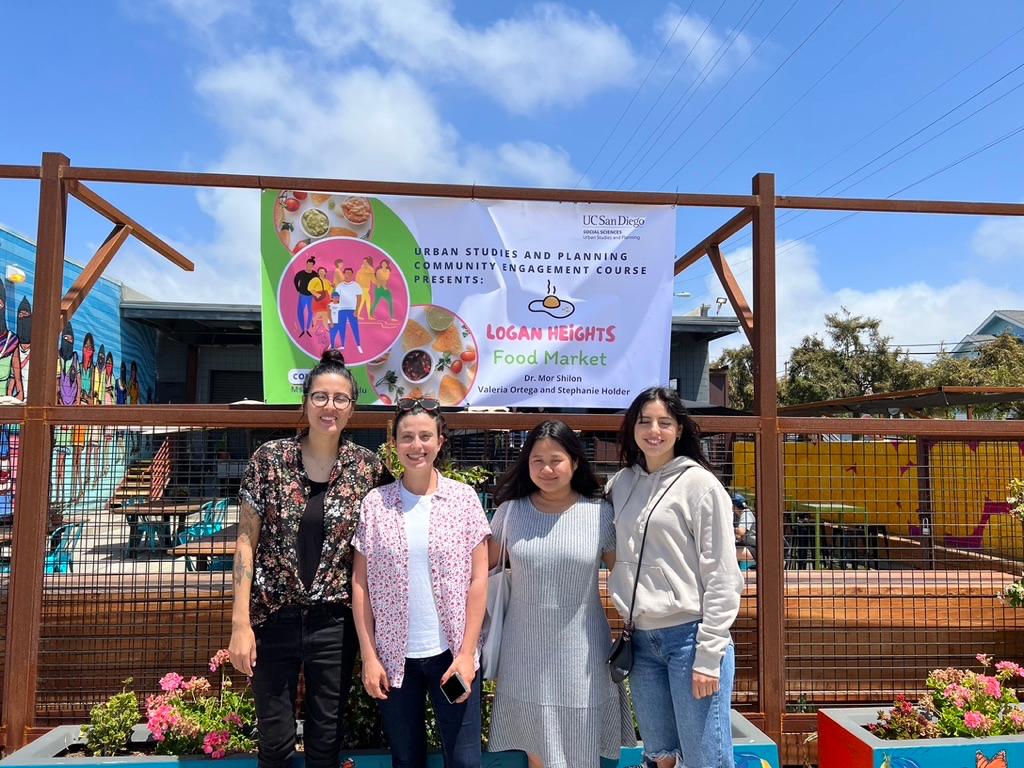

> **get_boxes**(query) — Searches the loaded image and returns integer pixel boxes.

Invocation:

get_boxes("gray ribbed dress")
[487,496,635,768]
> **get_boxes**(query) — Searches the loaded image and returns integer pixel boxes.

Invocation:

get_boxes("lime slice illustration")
[425,307,454,332]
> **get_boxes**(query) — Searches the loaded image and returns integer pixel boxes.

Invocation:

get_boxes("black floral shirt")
[238,434,390,627]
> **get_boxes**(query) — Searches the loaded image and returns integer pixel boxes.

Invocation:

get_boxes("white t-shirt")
[399,484,448,658]
[334,281,362,310]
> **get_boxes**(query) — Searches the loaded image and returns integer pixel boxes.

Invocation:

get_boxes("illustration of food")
[528,281,576,319]
[328,227,358,237]
[311,193,332,205]
[402,350,432,383]
[342,197,372,225]
[425,306,454,332]
[439,374,468,405]
[301,208,330,238]
[432,324,463,355]
[402,319,432,349]
[543,295,560,309]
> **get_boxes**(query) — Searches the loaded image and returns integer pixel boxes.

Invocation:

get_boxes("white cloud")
[971,215,1024,263]
[113,53,583,303]
[703,237,1024,364]
[659,5,756,79]
[289,0,638,113]
[157,0,253,33]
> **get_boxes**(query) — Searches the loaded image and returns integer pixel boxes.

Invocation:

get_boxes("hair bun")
[320,349,346,367]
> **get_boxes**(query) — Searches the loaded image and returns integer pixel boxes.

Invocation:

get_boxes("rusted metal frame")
[707,244,754,344]
[751,173,784,744]
[60,223,132,324]
[0,166,41,180]
[916,438,935,569]
[673,207,754,275]
[66,180,194,271]
[61,166,762,208]
[44,406,762,434]
[3,153,69,749]
[778,416,1024,439]
[777,195,1024,216]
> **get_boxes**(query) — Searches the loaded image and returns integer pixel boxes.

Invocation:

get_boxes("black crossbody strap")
[623,468,689,632]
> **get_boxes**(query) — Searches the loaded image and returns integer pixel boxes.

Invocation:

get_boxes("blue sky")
[2,0,1023,363]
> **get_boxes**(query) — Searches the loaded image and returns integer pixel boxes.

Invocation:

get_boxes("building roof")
[952,310,1024,355]
[671,314,740,341]
[120,300,261,345]
[777,386,1024,417]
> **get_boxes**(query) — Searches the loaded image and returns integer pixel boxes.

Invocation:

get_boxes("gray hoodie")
[607,455,744,677]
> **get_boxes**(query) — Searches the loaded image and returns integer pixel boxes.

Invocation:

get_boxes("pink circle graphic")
[277,237,409,365]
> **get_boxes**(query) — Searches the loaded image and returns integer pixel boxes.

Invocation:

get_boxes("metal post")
[2,152,69,748]
[751,173,784,743]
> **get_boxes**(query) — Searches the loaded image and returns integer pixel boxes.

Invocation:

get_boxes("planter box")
[1,711,778,768]
[819,707,1024,768]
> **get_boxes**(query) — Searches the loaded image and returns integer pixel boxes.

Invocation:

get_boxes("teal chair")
[176,498,229,545]
[0,523,84,574]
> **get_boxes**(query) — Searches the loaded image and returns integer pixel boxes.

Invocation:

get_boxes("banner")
[260,191,675,408]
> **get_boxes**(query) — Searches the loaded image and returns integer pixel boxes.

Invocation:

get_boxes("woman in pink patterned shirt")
[352,397,490,768]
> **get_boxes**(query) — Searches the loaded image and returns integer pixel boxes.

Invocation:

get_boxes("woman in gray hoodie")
[607,387,744,768]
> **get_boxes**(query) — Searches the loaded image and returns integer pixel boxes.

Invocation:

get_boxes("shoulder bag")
[481,501,514,680]
[608,470,688,683]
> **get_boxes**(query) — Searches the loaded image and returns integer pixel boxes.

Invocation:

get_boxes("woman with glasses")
[228,349,391,768]
[352,397,490,768]
[486,420,634,768]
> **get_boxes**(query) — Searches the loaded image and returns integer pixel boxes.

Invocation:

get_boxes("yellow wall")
[733,439,1024,558]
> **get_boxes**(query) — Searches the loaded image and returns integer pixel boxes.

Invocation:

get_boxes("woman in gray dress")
[487,420,634,768]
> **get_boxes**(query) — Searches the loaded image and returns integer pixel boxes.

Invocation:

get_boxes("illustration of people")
[10,298,31,400]
[103,352,115,405]
[0,425,14,522]
[355,255,375,319]
[333,258,346,286]
[0,283,23,399]
[115,361,128,405]
[80,333,96,405]
[328,268,363,353]
[308,267,334,349]
[370,258,395,324]
[94,344,107,406]
[293,257,317,337]
[54,322,81,505]
[128,361,140,405]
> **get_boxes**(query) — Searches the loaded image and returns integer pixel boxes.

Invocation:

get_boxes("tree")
[779,309,927,406]
[927,332,1024,417]
[711,345,754,412]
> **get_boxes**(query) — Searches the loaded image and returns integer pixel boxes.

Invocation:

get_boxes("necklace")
[302,441,336,478]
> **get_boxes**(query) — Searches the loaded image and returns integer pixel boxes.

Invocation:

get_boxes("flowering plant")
[1001,479,1024,607]
[870,655,1024,739]
[143,649,256,758]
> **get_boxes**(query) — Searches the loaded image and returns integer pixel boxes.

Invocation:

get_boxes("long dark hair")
[392,404,449,468]
[302,349,359,403]
[619,386,711,470]
[494,420,601,506]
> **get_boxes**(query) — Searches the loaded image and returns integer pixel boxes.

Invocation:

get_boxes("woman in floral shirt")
[228,349,389,768]
[352,398,490,768]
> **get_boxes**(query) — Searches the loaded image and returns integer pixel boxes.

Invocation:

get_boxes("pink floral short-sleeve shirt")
[353,474,490,688]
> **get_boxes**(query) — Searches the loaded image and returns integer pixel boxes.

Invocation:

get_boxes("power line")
[572,2,694,188]
[610,0,772,190]
[698,0,906,191]
[590,0,730,189]
[652,0,847,191]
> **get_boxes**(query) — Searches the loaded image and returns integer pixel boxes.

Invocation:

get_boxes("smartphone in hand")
[440,672,469,704]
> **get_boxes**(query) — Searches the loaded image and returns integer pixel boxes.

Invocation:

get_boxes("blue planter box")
[1,711,777,768]
[819,707,1024,768]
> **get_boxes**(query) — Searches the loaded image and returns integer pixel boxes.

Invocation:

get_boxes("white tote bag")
[481,502,513,680]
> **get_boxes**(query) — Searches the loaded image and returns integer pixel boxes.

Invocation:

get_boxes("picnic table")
[170,523,237,571]
[788,502,878,569]
[111,499,215,554]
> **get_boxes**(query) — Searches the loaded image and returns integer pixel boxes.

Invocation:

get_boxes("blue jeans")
[330,310,361,348]
[377,649,481,768]
[630,621,735,768]
[297,295,314,332]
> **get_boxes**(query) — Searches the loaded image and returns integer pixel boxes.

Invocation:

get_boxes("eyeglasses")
[309,391,354,408]
[397,397,441,413]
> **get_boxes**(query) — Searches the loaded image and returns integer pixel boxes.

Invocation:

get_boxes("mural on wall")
[0,225,158,511]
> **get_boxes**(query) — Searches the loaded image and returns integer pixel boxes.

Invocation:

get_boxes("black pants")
[377,650,481,768]
[252,604,358,768]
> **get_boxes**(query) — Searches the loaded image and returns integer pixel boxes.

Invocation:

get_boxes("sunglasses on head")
[396,397,441,413]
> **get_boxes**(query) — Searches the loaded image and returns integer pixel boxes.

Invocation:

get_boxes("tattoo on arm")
[233,505,260,588]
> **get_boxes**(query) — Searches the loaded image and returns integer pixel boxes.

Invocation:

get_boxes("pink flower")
[203,730,230,760]
[181,676,211,695]
[209,649,231,673]
[976,653,993,667]
[983,675,1002,698]
[159,672,184,692]
[1009,709,1024,729]
[224,712,243,728]
[996,661,1024,678]
[943,684,971,708]
[964,711,989,731]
